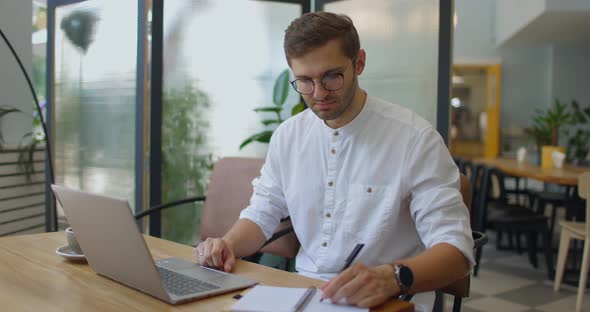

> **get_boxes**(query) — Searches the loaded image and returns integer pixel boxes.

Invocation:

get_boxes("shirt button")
[322,242,327,247]
[333,131,339,136]
[325,212,331,218]
[331,149,336,154]
[328,181,334,187]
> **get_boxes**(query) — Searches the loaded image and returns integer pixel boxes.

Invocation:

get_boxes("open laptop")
[51,185,257,304]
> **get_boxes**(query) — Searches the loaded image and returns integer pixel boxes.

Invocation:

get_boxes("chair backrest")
[200,157,298,259]
[578,172,590,233]
[471,165,489,232]
[454,157,465,174]
[439,173,473,298]
[462,160,474,182]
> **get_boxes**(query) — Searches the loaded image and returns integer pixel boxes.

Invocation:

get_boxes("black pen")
[341,243,364,272]
[320,243,364,302]
[294,287,316,312]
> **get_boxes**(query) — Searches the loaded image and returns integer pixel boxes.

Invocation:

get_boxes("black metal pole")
[149,0,164,237]
[437,0,454,145]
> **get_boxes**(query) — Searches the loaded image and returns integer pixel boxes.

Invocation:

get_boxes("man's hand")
[193,238,236,272]
[320,263,400,308]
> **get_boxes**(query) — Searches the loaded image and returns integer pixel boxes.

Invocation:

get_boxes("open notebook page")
[231,285,368,312]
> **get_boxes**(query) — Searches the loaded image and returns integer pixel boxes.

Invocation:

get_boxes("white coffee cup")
[552,151,566,169]
[516,147,527,164]
[66,227,83,255]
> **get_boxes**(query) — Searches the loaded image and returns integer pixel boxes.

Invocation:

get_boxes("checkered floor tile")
[442,232,590,312]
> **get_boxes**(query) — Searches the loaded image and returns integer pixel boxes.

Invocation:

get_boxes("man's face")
[289,39,364,124]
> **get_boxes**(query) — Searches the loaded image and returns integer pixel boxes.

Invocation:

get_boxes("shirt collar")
[318,95,372,137]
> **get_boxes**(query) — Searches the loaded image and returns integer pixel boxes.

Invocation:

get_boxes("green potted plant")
[565,100,590,165]
[527,99,573,168]
[240,69,305,150]
[0,105,44,180]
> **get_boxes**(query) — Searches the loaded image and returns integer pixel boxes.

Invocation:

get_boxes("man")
[195,12,474,311]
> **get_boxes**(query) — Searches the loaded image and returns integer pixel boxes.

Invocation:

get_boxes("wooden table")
[473,157,590,186]
[0,232,413,312]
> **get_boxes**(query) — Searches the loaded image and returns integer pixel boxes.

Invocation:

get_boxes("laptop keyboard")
[157,266,220,296]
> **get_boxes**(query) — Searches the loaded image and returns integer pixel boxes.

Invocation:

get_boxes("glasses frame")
[289,58,356,95]
[289,72,345,95]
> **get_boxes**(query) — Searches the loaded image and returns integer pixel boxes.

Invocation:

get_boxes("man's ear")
[354,49,366,75]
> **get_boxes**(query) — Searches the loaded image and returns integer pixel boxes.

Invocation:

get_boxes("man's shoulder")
[365,96,433,134]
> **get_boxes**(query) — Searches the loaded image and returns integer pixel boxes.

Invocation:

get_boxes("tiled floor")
[443,232,590,312]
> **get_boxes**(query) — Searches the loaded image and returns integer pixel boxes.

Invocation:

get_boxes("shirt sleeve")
[403,127,476,269]
[239,129,290,240]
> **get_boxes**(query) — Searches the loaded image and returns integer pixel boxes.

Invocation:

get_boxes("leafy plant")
[526,99,574,148]
[565,100,590,161]
[161,84,214,245]
[240,69,305,150]
[526,99,590,163]
[0,106,44,181]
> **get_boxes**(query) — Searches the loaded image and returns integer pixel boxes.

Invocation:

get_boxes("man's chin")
[312,110,339,121]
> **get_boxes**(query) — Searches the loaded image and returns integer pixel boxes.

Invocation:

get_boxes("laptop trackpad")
[157,257,227,281]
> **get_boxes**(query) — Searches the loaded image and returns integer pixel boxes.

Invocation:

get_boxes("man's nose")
[312,82,329,100]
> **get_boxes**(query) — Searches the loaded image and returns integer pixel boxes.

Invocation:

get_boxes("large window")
[51,0,141,227]
[322,0,441,126]
[159,0,301,244]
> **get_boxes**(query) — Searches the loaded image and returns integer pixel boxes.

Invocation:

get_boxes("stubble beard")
[308,76,358,122]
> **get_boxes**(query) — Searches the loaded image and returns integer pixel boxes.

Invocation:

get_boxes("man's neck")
[325,88,367,129]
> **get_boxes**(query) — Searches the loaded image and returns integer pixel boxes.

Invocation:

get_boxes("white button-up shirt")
[240,96,474,310]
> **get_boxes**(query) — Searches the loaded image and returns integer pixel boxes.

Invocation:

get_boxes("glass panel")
[324,0,440,126]
[53,0,139,225]
[161,0,300,244]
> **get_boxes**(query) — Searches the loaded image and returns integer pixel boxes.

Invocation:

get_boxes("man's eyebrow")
[294,65,347,79]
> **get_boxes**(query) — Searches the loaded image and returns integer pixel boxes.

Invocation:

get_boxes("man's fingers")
[194,244,207,264]
[331,271,368,303]
[211,240,227,269]
[224,255,235,272]
[321,265,359,299]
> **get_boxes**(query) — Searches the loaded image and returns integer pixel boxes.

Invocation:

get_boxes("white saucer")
[55,245,86,261]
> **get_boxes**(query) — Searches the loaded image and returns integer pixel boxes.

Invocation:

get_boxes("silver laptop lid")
[51,185,170,302]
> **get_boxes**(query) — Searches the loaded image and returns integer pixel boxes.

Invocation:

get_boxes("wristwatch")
[391,264,413,295]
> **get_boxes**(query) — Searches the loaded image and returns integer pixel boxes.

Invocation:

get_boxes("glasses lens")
[322,73,344,91]
[292,79,313,94]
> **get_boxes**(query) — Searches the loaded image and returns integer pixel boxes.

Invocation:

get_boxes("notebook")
[230,285,368,312]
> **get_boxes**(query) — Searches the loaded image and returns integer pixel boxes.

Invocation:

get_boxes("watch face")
[399,266,414,287]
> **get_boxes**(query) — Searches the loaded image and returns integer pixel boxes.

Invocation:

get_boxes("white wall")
[546,0,590,11]
[495,0,546,45]
[0,0,32,146]
[454,0,552,132]
[551,44,590,106]
[453,0,499,64]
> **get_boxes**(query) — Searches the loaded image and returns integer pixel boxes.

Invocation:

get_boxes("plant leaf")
[254,107,282,113]
[261,119,281,126]
[291,101,306,116]
[273,69,290,106]
[239,130,274,149]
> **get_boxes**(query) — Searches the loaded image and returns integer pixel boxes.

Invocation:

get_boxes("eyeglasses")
[289,58,355,95]
[290,72,345,95]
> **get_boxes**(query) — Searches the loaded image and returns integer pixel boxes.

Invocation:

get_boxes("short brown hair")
[284,12,360,64]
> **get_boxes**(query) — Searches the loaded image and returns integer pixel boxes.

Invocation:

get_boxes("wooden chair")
[554,172,590,312]
[135,157,298,264]
[477,166,554,275]
[430,173,487,312]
